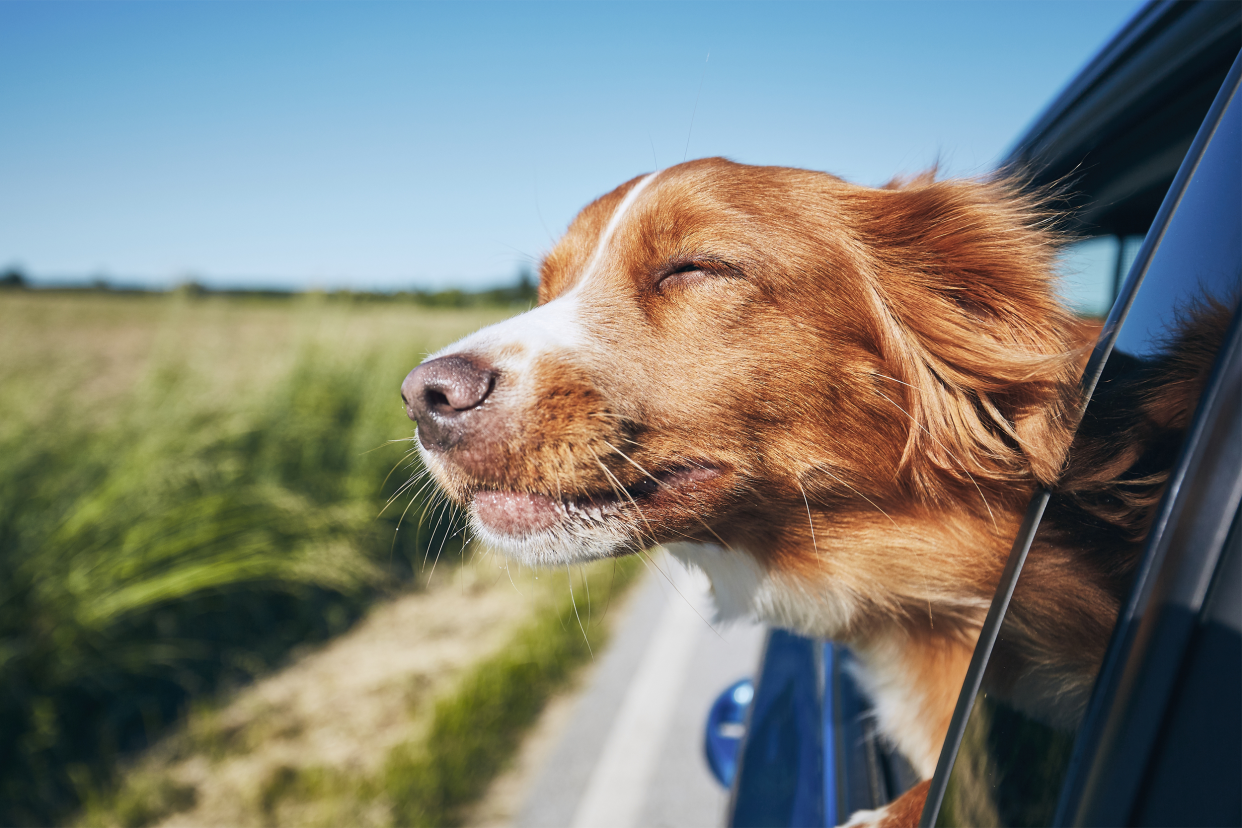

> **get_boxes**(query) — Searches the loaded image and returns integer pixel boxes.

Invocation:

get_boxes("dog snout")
[401,355,497,450]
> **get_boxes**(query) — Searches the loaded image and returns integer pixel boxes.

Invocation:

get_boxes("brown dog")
[400,159,1217,825]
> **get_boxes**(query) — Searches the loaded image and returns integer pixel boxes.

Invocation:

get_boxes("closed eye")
[655,258,743,291]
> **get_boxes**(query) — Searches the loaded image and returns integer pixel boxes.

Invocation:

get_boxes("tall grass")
[0,293,511,825]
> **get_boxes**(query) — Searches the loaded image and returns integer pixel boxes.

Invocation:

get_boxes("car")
[704,2,1241,825]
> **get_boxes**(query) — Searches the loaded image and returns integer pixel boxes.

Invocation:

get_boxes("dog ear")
[850,175,1086,501]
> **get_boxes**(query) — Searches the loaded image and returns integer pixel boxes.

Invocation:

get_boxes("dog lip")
[628,464,721,495]
[473,490,564,536]
[471,463,724,537]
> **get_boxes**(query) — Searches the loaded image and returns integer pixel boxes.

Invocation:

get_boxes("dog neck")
[667,539,984,779]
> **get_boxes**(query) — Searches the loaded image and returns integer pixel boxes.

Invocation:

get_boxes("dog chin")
[467,512,633,566]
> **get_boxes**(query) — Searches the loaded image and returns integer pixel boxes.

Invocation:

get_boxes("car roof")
[1005,0,1239,237]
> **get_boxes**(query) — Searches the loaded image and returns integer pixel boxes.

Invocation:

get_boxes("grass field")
[73,557,642,828]
[0,290,619,825]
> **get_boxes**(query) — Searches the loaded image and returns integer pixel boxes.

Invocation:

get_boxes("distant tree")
[174,280,209,297]
[0,268,26,289]
[174,273,209,297]
[406,268,539,309]
[515,268,537,303]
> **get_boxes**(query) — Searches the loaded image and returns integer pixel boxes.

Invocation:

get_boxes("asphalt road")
[512,555,767,828]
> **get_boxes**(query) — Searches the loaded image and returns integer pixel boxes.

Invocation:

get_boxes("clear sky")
[1,0,1146,291]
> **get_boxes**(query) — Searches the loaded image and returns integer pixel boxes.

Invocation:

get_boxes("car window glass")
[1118,235,1144,294]
[1058,234,1146,319]
[935,84,1241,828]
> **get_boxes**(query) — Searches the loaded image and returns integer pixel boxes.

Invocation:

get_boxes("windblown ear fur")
[849,174,1087,504]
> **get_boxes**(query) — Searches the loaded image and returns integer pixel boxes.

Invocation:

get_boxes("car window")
[1059,234,1144,319]
[927,61,1241,828]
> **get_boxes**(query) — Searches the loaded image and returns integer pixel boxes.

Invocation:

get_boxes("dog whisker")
[504,562,523,596]
[574,564,592,628]
[565,565,593,659]
[602,440,661,485]
[414,487,448,558]
[639,547,725,640]
[873,372,918,390]
[600,441,732,550]
[814,466,897,527]
[590,451,659,549]
[422,493,454,575]
[427,503,466,584]
[388,478,430,562]
[795,478,821,561]
[380,468,433,516]
[384,462,427,496]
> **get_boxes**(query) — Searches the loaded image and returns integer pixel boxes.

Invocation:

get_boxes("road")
[511,554,767,828]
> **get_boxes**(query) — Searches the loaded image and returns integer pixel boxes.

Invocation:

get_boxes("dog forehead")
[542,159,769,298]
[541,171,661,299]
[432,160,832,371]
[549,160,855,299]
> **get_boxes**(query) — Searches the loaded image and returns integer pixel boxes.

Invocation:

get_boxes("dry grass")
[0,291,511,430]
[78,560,642,828]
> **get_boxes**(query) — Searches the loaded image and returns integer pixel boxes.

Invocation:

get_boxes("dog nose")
[401,356,497,450]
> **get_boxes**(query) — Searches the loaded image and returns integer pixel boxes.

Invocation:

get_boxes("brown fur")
[876,781,931,828]
[987,298,1234,725]
[406,158,1229,827]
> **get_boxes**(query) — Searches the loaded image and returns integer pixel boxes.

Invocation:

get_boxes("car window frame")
[920,51,1242,828]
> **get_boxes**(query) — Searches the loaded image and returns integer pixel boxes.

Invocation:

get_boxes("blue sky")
[1,1,1146,291]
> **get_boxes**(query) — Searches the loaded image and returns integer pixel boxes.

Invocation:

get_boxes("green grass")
[383,559,642,828]
[0,292,514,826]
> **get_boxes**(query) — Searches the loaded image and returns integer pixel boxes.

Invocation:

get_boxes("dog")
[399,158,1223,826]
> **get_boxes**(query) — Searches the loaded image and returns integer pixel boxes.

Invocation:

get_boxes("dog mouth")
[471,464,723,537]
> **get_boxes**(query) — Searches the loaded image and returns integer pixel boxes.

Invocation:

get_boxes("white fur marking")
[842,806,887,827]
[665,542,860,637]
[577,171,659,289]
[429,292,585,372]
[428,170,659,371]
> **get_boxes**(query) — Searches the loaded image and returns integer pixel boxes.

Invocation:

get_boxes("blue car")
[707,3,1241,825]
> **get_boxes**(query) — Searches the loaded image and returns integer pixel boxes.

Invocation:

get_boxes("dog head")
[402,158,1082,632]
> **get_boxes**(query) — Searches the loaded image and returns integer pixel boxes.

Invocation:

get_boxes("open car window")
[923,51,1241,828]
